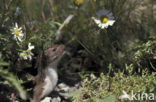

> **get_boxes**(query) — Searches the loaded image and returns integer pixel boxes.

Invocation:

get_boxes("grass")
[68,70,156,102]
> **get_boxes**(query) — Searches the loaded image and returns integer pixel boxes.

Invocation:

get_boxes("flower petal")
[15,23,18,28]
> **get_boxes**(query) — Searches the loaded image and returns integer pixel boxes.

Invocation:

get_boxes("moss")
[79,72,156,102]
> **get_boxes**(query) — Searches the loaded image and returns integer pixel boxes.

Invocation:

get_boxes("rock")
[58,83,70,92]
[51,97,61,102]
[75,82,80,87]
[60,87,70,92]
[58,83,66,88]
[40,97,52,102]
[68,87,76,92]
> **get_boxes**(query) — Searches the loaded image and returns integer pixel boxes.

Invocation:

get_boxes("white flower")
[11,23,24,41]
[55,14,74,40]
[92,9,115,29]
[28,43,35,51]
[20,43,35,60]
[20,52,34,60]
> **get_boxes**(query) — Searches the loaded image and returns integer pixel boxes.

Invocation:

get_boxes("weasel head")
[44,44,66,66]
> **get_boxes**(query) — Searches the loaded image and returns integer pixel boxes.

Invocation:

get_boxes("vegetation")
[0,0,155,101]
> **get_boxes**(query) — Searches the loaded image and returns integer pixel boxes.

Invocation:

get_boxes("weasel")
[31,45,66,102]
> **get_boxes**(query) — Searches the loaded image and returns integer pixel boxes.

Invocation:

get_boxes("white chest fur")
[41,67,58,98]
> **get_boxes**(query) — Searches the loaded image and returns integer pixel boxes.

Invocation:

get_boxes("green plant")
[77,70,156,102]
[0,68,27,100]
[129,36,156,72]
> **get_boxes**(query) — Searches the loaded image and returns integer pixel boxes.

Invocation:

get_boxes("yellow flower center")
[100,15,109,23]
[14,29,19,35]
[74,0,83,5]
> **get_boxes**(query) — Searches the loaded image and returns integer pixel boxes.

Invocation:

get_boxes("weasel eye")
[52,48,57,51]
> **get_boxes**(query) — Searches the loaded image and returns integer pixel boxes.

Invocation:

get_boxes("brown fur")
[31,82,46,102]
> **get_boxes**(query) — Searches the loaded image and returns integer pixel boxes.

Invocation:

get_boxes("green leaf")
[51,21,62,26]
[96,95,116,102]
[0,68,27,100]
[0,61,9,66]
[60,89,82,102]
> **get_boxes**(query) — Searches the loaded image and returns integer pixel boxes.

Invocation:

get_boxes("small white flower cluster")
[92,9,115,29]
[19,43,34,60]
[11,23,35,60]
